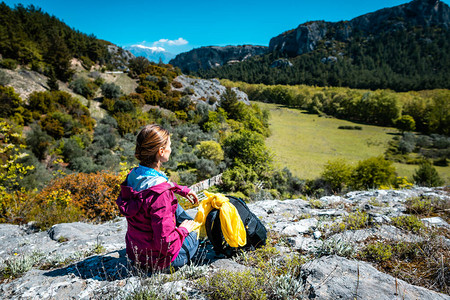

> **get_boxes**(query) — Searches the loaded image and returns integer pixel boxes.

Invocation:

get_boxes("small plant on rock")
[332,211,370,233]
[360,242,393,262]
[391,215,426,233]
[314,238,356,258]
[198,269,267,300]
[309,199,324,209]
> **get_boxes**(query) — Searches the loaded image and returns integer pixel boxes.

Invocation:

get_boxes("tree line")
[196,26,450,92]
[223,80,450,136]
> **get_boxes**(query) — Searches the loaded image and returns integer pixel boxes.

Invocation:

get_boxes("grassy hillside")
[256,102,450,183]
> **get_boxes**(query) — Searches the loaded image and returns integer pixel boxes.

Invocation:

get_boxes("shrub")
[413,161,444,187]
[405,196,435,215]
[0,121,35,223]
[40,115,66,139]
[0,58,18,70]
[0,69,10,85]
[395,115,416,133]
[69,77,96,99]
[321,159,353,192]
[70,156,99,173]
[337,126,362,130]
[197,270,267,300]
[208,96,218,105]
[222,163,258,196]
[171,80,182,88]
[343,211,369,230]
[332,211,370,233]
[398,132,416,154]
[350,156,396,190]
[25,124,53,160]
[0,191,33,224]
[361,242,393,262]
[113,99,135,113]
[0,86,23,119]
[114,112,146,136]
[195,140,224,164]
[197,265,306,300]
[34,172,122,222]
[195,158,219,179]
[223,129,273,175]
[30,190,83,230]
[314,238,355,258]
[101,82,121,99]
[391,215,425,233]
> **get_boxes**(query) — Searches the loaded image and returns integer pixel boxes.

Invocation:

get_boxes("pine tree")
[46,67,59,91]
[413,161,444,187]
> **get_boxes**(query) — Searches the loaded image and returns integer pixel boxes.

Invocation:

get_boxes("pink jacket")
[116,180,191,269]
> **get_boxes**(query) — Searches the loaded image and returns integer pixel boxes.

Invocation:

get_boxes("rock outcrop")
[269,0,450,57]
[303,255,449,300]
[171,75,250,108]
[1,187,449,299]
[169,45,268,73]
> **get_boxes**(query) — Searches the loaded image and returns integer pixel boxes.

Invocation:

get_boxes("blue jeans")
[172,204,199,268]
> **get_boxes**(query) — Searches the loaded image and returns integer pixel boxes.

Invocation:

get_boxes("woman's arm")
[170,182,198,204]
[150,191,189,258]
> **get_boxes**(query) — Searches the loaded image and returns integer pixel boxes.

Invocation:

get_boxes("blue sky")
[3,0,449,54]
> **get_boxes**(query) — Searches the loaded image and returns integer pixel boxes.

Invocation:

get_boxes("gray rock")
[171,75,250,108]
[319,195,346,204]
[281,218,318,236]
[270,58,293,68]
[302,255,450,300]
[421,217,449,227]
[287,236,323,252]
[328,225,423,245]
[209,259,249,272]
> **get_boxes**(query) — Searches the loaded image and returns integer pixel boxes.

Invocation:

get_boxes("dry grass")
[359,235,449,295]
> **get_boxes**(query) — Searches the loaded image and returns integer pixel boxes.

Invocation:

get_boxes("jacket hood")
[116,180,174,217]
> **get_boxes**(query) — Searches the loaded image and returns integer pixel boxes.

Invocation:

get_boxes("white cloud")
[132,45,166,52]
[154,38,188,46]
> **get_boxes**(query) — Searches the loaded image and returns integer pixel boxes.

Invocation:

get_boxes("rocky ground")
[1,187,449,299]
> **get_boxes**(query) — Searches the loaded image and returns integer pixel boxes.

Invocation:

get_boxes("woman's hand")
[179,220,196,233]
[186,190,198,204]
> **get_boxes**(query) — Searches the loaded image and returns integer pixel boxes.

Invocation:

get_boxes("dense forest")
[0,3,122,80]
[196,26,450,92]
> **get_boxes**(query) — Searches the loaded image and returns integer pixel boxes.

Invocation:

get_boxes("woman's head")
[135,124,171,167]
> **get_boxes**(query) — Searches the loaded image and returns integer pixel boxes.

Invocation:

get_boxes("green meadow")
[255,102,450,183]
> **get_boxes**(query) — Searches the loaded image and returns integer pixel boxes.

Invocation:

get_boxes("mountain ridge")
[124,44,175,63]
[191,0,450,91]
[269,0,450,56]
[169,45,268,73]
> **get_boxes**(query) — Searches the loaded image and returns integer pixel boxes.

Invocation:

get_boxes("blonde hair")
[135,124,170,166]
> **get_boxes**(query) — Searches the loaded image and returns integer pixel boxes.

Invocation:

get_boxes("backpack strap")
[205,209,224,254]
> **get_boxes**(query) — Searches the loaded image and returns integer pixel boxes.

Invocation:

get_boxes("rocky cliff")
[269,0,450,57]
[1,187,449,299]
[169,45,268,73]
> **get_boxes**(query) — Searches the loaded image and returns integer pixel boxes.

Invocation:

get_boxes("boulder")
[302,255,450,300]
[281,218,318,236]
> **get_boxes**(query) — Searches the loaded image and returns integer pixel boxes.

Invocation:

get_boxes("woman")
[116,124,199,270]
